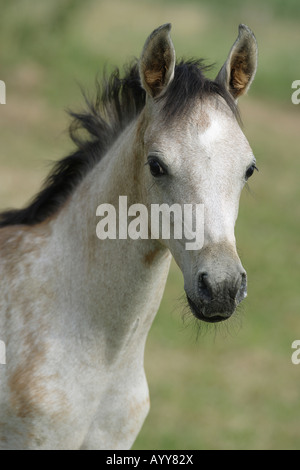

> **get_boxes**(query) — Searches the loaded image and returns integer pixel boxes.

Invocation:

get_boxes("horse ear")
[216,24,258,100]
[139,23,176,99]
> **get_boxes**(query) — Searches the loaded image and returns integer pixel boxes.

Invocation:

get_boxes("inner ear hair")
[144,63,166,94]
[229,48,252,98]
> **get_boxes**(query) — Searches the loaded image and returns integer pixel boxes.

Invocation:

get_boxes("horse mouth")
[187,295,233,323]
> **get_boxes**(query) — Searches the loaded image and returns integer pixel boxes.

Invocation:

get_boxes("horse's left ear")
[216,24,258,100]
[139,23,176,99]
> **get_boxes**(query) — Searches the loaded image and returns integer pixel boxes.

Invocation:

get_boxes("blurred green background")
[0,0,300,450]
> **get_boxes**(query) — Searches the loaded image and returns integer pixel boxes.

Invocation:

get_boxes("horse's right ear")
[139,23,176,99]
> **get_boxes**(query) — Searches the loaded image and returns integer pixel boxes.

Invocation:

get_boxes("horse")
[0,23,258,449]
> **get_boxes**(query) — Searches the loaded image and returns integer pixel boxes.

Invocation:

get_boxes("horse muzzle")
[185,244,247,323]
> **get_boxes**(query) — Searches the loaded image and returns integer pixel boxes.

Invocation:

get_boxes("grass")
[0,0,299,450]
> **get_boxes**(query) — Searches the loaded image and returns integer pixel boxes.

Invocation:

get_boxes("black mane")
[0,59,238,228]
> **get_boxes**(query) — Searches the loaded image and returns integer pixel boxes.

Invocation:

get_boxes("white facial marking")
[200,116,225,148]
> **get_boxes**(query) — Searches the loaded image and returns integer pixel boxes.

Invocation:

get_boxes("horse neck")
[51,116,171,361]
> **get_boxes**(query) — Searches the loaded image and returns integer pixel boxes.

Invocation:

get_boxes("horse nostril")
[198,272,213,303]
[237,272,247,303]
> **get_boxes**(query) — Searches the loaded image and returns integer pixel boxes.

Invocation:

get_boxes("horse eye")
[245,164,258,181]
[148,159,165,177]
